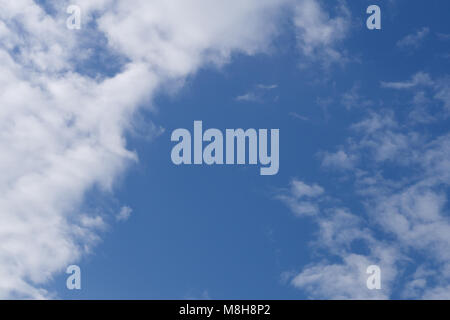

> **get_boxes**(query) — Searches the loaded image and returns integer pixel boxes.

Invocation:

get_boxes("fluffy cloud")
[0,0,361,299]
[293,0,351,67]
[0,0,293,298]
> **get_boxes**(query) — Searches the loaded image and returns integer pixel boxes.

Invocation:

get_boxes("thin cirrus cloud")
[396,27,430,49]
[235,84,278,103]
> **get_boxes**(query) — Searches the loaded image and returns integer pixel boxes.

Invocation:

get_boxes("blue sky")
[1,0,450,299]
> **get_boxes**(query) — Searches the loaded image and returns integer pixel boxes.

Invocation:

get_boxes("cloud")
[408,91,436,124]
[381,72,434,89]
[276,179,324,216]
[381,72,450,115]
[397,27,430,49]
[235,92,261,103]
[293,0,351,67]
[116,206,132,222]
[434,77,450,112]
[279,67,450,299]
[96,0,289,76]
[351,111,423,164]
[256,84,278,90]
[5,0,441,300]
[0,0,291,299]
[235,83,278,103]
[321,150,356,170]
[281,99,450,298]
[289,112,310,122]
[437,33,450,41]
[340,85,373,110]
[292,254,389,299]
[291,180,324,198]
[278,187,398,298]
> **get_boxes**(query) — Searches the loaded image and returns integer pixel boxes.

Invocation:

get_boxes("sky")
[0,0,449,300]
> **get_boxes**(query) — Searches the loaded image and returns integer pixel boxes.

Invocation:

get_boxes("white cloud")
[293,0,351,67]
[434,78,450,113]
[289,112,310,122]
[397,27,430,49]
[280,69,450,297]
[422,286,450,300]
[277,182,398,299]
[256,84,278,90]
[381,72,434,89]
[286,119,450,299]
[381,72,450,115]
[235,92,261,103]
[277,179,324,216]
[340,85,373,110]
[235,83,279,103]
[291,180,324,198]
[96,0,288,77]
[0,0,292,299]
[292,254,390,299]
[349,111,424,164]
[116,206,132,222]
[0,0,405,299]
[321,150,356,170]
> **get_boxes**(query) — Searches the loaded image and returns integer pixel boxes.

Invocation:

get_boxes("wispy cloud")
[437,33,450,41]
[396,27,430,49]
[280,95,450,298]
[116,206,132,222]
[289,112,310,122]
[341,85,373,110]
[256,84,278,90]
[381,72,434,89]
[381,72,450,115]
[235,92,261,102]
[235,83,278,103]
